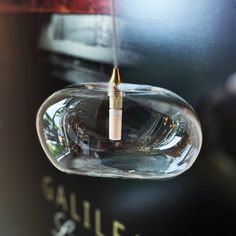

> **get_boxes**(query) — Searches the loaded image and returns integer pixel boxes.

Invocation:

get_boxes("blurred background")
[0,0,236,235]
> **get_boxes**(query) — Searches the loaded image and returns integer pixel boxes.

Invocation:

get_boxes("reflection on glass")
[36,83,202,179]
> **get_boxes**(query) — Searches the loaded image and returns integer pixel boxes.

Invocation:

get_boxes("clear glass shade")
[36,83,202,179]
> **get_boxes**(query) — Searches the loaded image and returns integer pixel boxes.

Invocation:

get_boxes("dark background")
[0,0,236,235]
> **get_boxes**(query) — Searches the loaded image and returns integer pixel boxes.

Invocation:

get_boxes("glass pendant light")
[36,0,202,179]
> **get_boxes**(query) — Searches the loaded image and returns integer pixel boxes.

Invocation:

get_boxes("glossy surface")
[36,83,202,179]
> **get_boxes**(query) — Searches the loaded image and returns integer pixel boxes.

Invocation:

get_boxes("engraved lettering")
[70,193,81,222]
[83,200,91,229]
[42,176,54,202]
[113,220,126,236]
[56,185,68,212]
[95,209,106,236]
[42,176,141,236]
[51,212,76,236]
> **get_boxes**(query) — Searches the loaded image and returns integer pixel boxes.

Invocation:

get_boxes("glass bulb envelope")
[36,83,202,179]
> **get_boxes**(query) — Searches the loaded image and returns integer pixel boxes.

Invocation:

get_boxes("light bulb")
[36,82,202,179]
[108,68,123,141]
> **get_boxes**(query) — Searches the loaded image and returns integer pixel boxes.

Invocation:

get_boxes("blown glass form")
[36,82,202,179]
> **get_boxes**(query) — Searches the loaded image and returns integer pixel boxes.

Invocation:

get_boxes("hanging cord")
[111,0,118,68]
[109,0,123,141]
